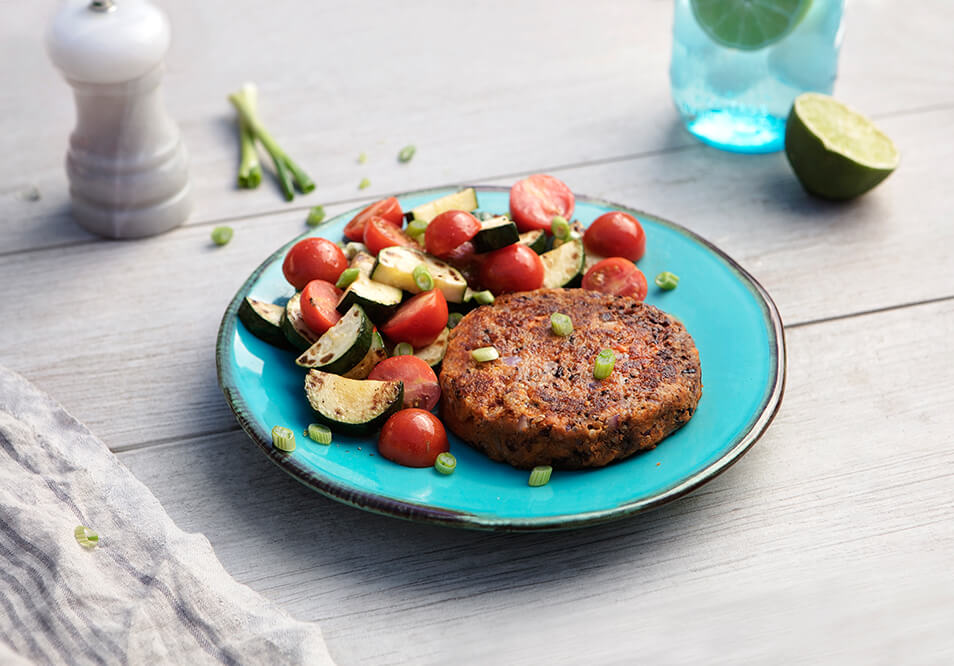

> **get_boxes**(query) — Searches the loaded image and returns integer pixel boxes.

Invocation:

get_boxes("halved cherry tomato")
[343,196,403,242]
[282,238,348,290]
[300,279,343,335]
[368,356,440,411]
[380,289,448,348]
[478,243,545,295]
[583,211,646,262]
[378,409,449,468]
[582,257,648,300]
[363,215,417,256]
[509,174,575,233]
[425,210,481,257]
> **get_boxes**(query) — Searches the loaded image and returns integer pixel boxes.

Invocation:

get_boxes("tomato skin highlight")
[583,211,646,262]
[509,174,575,233]
[378,409,449,468]
[368,356,441,411]
[343,197,403,241]
[380,289,449,348]
[300,279,344,335]
[478,243,545,295]
[582,257,648,301]
[282,238,348,290]
[363,216,417,256]
[425,210,481,257]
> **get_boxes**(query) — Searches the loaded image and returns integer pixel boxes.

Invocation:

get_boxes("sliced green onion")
[306,205,326,226]
[550,216,570,240]
[357,152,368,164]
[528,465,552,487]
[434,452,457,475]
[473,290,494,305]
[271,425,296,452]
[471,346,499,363]
[655,271,680,290]
[393,342,414,356]
[74,525,99,549]
[307,423,333,445]
[397,145,416,163]
[550,312,573,336]
[211,226,233,246]
[593,349,616,380]
[336,267,360,289]
[358,177,371,190]
[406,218,428,239]
[447,312,464,329]
[412,263,434,291]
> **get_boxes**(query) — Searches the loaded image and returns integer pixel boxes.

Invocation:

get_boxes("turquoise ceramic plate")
[216,186,785,531]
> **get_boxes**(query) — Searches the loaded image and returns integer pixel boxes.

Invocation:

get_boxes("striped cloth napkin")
[0,365,334,665]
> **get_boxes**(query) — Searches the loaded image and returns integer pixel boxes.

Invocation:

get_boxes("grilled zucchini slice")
[406,187,478,223]
[337,275,403,323]
[237,297,291,349]
[304,369,403,434]
[280,292,321,351]
[341,330,387,379]
[541,239,585,288]
[472,216,519,253]
[371,246,468,303]
[518,229,547,254]
[295,305,373,374]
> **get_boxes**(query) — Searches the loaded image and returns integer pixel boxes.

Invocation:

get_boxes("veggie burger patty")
[439,288,702,469]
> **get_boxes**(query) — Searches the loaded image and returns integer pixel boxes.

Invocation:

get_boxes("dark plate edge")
[215,185,787,532]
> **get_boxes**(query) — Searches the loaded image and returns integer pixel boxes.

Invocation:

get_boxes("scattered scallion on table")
[74,525,99,549]
[306,205,326,226]
[528,465,552,487]
[550,312,573,336]
[228,82,314,201]
[393,342,414,356]
[412,264,434,291]
[271,425,296,452]
[397,145,416,163]
[593,349,616,380]
[550,215,570,241]
[357,152,368,164]
[306,423,333,445]
[655,271,680,290]
[211,226,233,246]
[358,177,371,190]
[471,346,499,363]
[335,267,360,289]
[434,452,457,475]
[235,84,262,189]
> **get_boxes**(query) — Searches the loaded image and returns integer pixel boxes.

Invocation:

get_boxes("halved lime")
[785,93,900,200]
[690,0,812,50]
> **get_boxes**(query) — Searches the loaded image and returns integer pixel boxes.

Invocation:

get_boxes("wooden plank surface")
[117,299,954,665]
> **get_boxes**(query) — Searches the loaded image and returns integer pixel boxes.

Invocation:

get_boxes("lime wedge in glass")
[785,93,900,200]
[690,0,812,50]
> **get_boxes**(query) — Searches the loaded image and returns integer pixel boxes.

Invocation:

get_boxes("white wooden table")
[3,1,953,663]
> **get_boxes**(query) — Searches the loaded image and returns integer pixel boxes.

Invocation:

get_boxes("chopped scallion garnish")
[74,525,99,549]
[550,312,573,336]
[271,425,296,452]
[593,349,616,380]
[447,312,464,329]
[550,215,570,240]
[358,177,371,190]
[211,226,233,246]
[434,452,457,475]
[335,267,360,289]
[471,346,499,363]
[357,152,368,164]
[393,342,414,356]
[406,218,428,239]
[473,290,494,305]
[655,271,680,290]
[306,205,326,226]
[307,423,333,445]
[528,465,552,487]
[397,145,416,163]
[412,264,434,291]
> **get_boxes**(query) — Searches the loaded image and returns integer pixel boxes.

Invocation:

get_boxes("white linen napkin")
[0,365,334,665]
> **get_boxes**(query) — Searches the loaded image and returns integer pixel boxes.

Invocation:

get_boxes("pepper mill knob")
[46,0,192,239]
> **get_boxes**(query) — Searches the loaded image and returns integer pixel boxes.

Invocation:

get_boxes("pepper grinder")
[46,0,192,239]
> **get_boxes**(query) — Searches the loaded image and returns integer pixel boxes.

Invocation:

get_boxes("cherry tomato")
[368,356,440,411]
[282,238,348,290]
[300,279,343,335]
[425,210,481,257]
[378,409,449,468]
[509,174,575,233]
[478,243,545,295]
[380,289,448,348]
[582,257,648,300]
[343,197,403,242]
[583,211,646,262]
[363,215,417,256]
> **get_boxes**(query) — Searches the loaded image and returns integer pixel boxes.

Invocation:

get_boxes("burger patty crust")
[439,289,702,469]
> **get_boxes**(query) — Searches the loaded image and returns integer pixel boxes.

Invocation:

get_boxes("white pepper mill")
[46,0,192,239]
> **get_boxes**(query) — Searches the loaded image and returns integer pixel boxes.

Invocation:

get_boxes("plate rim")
[216,184,786,532]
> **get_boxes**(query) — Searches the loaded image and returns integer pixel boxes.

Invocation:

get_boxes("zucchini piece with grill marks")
[238,297,291,349]
[342,330,387,379]
[336,275,403,323]
[371,246,468,303]
[304,369,403,434]
[541,239,585,288]
[518,229,547,254]
[296,304,373,374]
[405,187,478,223]
[472,216,519,253]
[280,292,321,351]
[414,327,449,368]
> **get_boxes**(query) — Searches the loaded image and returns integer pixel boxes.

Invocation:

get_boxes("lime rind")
[690,0,812,50]
[793,93,899,169]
